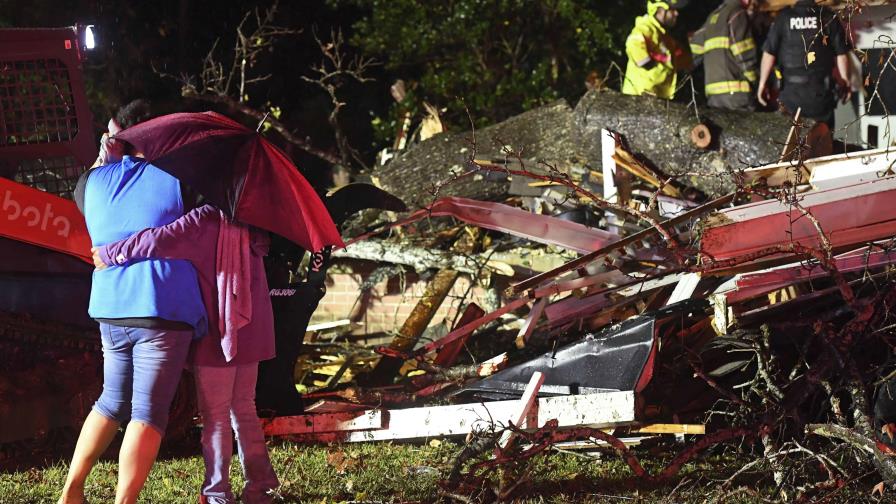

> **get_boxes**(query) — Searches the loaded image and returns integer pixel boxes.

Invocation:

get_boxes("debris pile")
[269,91,896,500]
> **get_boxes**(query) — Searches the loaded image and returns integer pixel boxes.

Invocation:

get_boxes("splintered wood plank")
[262,410,383,436]
[630,424,706,435]
[498,372,546,449]
[515,298,547,349]
[742,146,896,187]
[477,352,509,376]
[268,391,636,443]
[434,303,486,367]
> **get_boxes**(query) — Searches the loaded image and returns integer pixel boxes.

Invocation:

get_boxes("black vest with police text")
[777,4,837,77]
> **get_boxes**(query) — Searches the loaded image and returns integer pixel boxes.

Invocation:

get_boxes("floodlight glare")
[84,25,96,49]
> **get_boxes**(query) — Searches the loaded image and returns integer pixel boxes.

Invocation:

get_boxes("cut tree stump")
[572,89,816,197]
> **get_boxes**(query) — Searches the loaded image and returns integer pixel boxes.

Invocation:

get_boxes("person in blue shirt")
[59,100,207,504]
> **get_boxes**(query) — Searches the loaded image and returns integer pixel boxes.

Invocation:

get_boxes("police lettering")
[269,288,297,297]
[790,17,818,30]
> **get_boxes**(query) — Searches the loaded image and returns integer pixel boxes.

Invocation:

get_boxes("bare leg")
[58,410,120,504]
[113,422,162,504]
[113,327,191,503]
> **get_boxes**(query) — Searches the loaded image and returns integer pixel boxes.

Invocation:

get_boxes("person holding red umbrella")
[88,110,343,504]
[111,111,344,253]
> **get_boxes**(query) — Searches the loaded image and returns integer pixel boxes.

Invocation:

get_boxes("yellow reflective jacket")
[622,14,685,99]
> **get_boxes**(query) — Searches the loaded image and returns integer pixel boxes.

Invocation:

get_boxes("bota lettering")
[2,190,71,237]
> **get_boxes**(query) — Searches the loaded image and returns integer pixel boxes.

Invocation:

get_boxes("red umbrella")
[114,111,344,251]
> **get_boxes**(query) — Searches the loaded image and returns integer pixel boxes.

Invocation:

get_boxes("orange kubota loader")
[0,26,111,452]
[0,26,407,456]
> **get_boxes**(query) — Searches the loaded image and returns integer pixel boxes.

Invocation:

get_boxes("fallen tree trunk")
[572,89,816,197]
[333,239,512,276]
[375,89,821,206]
[374,99,581,208]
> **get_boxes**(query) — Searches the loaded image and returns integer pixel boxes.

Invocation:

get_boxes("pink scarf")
[216,211,252,362]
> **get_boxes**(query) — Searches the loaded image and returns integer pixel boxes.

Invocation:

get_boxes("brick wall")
[311,261,494,336]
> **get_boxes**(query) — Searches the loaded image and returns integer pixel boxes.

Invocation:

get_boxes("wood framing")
[740,147,896,187]
[263,410,383,436]
[264,391,636,443]
[629,423,706,435]
[498,372,545,449]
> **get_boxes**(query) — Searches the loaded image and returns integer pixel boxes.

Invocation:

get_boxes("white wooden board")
[267,391,636,443]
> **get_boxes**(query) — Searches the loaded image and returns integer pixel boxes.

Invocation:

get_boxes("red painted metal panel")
[0,177,91,262]
[701,176,896,263]
[433,303,486,367]
[349,196,619,253]
[727,246,896,302]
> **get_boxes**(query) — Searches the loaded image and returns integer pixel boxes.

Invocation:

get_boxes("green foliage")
[335,0,642,130]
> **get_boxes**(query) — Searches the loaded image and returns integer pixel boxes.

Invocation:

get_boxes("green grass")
[0,439,884,503]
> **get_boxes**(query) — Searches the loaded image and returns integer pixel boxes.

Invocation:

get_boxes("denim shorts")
[93,323,192,434]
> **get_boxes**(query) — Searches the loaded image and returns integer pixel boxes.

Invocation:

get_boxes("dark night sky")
[1,0,379,185]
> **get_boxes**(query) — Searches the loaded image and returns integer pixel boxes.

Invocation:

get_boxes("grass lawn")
[0,437,884,503]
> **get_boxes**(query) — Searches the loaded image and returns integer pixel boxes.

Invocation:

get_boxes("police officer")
[623,0,690,99]
[756,0,851,125]
[690,0,761,110]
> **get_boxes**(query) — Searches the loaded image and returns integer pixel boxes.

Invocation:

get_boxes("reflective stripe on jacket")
[690,0,757,100]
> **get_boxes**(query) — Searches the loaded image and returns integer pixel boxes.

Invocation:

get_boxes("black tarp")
[459,299,707,401]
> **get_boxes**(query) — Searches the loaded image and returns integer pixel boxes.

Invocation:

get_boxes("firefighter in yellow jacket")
[690,0,760,110]
[623,0,690,99]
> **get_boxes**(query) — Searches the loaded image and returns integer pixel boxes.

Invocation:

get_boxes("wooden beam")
[629,423,706,435]
[515,298,547,349]
[477,352,509,376]
[498,372,546,449]
[741,146,896,187]
[263,410,383,436]
[269,391,636,443]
